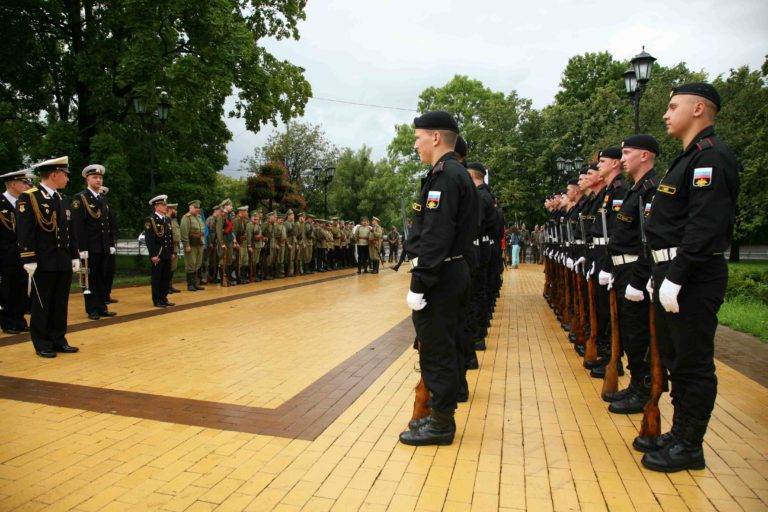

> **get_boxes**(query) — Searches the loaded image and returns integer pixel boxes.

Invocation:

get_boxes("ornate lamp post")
[623,47,657,134]
[132,88,171,194]
[314,164,336,217]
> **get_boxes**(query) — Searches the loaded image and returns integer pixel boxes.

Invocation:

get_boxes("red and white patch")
[692,167,713,188]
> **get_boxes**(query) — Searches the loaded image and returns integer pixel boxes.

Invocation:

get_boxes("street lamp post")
[623,47,657,134]
[314,165,336,217]
[132,88,171,194]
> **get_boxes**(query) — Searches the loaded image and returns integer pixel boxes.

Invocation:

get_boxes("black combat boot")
[584,355,607,370]
[195,270,205,290]
[400,410,456,446]
[589,358,624,379]
[186,273,197,292]
[608,383,649,414]
[474,339,486,351]
[169,272,180,293]
[642,416,707,472]
[634,407,683,453]
[574,344,586,357]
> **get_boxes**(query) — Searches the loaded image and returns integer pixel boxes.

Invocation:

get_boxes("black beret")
[670,82,721,112]
[466,162,486,176]
[599,147,622,160]
[588,163,599,171]
[622,134,660,155]
[567,177,579,186]
[413,110,460,133]
[455,136,467,157]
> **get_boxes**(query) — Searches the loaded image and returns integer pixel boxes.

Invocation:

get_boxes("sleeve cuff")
[409,274,427,294]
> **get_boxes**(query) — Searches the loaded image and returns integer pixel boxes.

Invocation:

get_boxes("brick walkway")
[0,265,766,511]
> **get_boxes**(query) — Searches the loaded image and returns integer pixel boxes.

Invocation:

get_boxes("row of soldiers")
[542,82,740,473]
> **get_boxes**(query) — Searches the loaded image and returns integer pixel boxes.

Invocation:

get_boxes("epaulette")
[433,161,446,173]
[695,137,716,152]
[23,187,38,194]
[641,176,659,192]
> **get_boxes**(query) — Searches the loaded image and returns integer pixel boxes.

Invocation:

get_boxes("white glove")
[406,291,427,311]
[607,274,615,290]
[79,250,88,259]
[23,263,37,276]
[109,246,116,255]
[659,278,682,313]
[625,283,644,302]
[72,259,81,272]
[645,278,654,300]
[587,261,595,278]
[575,256,585,271]
[566,258,574,269]
[598,270,612,286]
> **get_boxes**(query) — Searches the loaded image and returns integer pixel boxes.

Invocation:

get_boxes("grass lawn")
[70,254,185,291]
[718,259,768,342]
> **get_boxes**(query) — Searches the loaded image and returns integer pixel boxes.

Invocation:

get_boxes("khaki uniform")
[295,220,305,275]
[261,220,277,279]
[303,222,315,269]
[234,216,248,274]
[170,217,181,271]
[180,212,205,273]
[275,221,287,277]
[284,219,297,277]
[247,219,263,280]
[205,215,218,282]
[369,224,383,262]
[215,213,235,284]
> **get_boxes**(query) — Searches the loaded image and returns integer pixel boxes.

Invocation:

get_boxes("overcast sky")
[222,0,767,176]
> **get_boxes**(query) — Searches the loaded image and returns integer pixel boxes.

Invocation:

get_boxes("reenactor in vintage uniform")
[215,198,235,286]
[180,200,206,291]
[274,214,287,278]
[284,210,297,277]
[234,205,249,283]
[167,203,182,293]
[71,164,117,320]
[144,195,174,307]
[354,217,371,274]
[99,186,119,304]
[313,218,326,272]
[369,216,384,273]
[327,217,338,269]
[16,157,80,357]
[639,83,740,473]
[205,205,221,283]
[388,226,400,263]
[295,212,306,275]
[0,169,33,334]
[247,210,264,282]
[261,211,277,280]
[339,219,350,268]
[400,112,478,446]
[303,214,315,273]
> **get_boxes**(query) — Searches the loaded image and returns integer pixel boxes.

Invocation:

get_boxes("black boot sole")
[641,456,705,473]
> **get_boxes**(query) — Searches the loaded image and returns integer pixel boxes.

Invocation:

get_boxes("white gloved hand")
[645,278,654,300]
[23,263,37,276]
[607,274,615,290]
[566,258,574,269]
[587,261,595,278]
[72,259,81,272]
[625,283,644,302]
[598,270,612,286]
[659,278,682,313]
[79,250,88,259]
[109,246,116,255]
[406,291,427,311]
[575,256,585,271]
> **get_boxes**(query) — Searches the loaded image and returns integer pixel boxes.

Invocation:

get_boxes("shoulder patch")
[18,202,26,213]
[692,167,713,188]
[412,202,422,212]
[611,199,623,212]
[426,190,441,209]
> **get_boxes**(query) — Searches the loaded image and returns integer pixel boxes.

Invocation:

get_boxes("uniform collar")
[40,182,59,199]
[3,191,17,207]
[88,187,100,199]
[631,168,657,191]
[684,125,716,153]
[430,151,457,174]
[154,212,165,220]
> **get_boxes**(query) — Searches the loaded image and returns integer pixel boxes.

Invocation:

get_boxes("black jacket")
[144,213,173,260]
[0,194,21,267]
[16,186,78,271]
[71,189,115,254]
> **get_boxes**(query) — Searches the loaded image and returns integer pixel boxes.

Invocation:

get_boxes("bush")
[726,264,768,305]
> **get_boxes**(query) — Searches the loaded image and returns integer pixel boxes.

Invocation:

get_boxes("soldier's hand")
[72,259,81,272]
[624,284,644,302]
[185,245,191,253]
[109,246,116,255]
[659,278,681,313]
[79,250,89,259]
[598,270,612,287]
[151,256,160,265]
[23,263,37,277]
[406,291,427,311]
[221,244,226,249]
[645,278,654,300]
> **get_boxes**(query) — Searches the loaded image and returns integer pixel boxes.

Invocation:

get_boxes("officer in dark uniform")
[400,111,479,446]
[99,186,119,304]
[604,135,660,414]
[0,170,33,334]
[144,194,175,308]
[639,83,740,473]
[16,156,80,358]
[71,164,117,320]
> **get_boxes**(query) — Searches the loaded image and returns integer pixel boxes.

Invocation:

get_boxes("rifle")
[411,339,431,423]
[220,244,229,287]
[566,218,583,340]
[638,195,663,440]
[600,206,620,399]
[561,216,572,327]
[581,204,599,363]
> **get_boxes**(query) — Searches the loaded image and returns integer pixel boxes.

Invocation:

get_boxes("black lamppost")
[623,47,657,134]
[132,89,171,194]
[313,164,335,217]
[556,156,583,185]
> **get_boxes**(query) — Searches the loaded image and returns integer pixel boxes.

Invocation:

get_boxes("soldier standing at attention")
[248,210,263,282]
[275,213,287,278]
[204,204,220,284]
[640,83,740,473]
[215,199,235,286]
[17,157,80,357]
[303,214,315,273]
[295,212,306,275]
[354,217,371,274]
[71,164,117,320]
[99,186,119,304]
[399,111,478,446]
[0,170,33,334]
[284,209,297,277]
[180,200,205,291]
[144,195,174,307]
[234,205,249,283]
[261,211,277,280]
[369,216,384,274]
[167,203,182,293]
[388,226,400,263]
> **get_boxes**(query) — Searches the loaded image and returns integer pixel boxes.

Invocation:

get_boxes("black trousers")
[151,258,172,303]
[105,252,116,299]
[1,264,29,331]
[83,252,108,314]
[357,245,369,271]
[653,256,726,421]
[613,263,650,382]
[388,245,398,262]
[30,269,72,352]
[413,259,470,413]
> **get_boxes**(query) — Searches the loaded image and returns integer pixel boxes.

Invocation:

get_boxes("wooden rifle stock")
[583,276,599,363]
[601,287,621,398]
[639,302,662,438]
[572,268,585,344]
[563,264,572,325]
[220,246,229,287]
[411,340,431,422]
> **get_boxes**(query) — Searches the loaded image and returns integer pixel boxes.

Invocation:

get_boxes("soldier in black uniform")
[604,135,660,414]
[639,83,740,473]
[99,186,119,304]
[0,170,33,334]
[71,164,117,320]
[400,111,479,446]
[16,157,80,358]
[144,194,175,308]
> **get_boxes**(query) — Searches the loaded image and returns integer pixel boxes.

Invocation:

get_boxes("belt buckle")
[410,257,418,269]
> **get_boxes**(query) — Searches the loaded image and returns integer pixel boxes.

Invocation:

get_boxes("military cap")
[587,163,599,171]
[237,205,249,212]
[306,213,315,219]
[286,209,294,216]
[267,210,277,217]
[82,164,105,178]
[330,216,338,221]
[250,210,260,217]
[599,147,622,160]
[372,216,380,223]
[622,134,660,155]
[0,169,34,183]
[298,212,306,217]
[188,199,201,207]
[567,177,579,186]
[219,198,232,208]
[212,204,221,211]
[670,82,721,112]
[100,186,110,194]
[32,156,69,174]
[413,111,459,134]
[167,203,178,209]
[148,194,168,206]
[455,136,468,158]
[360,216,369,221]
[467,162,486,176]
